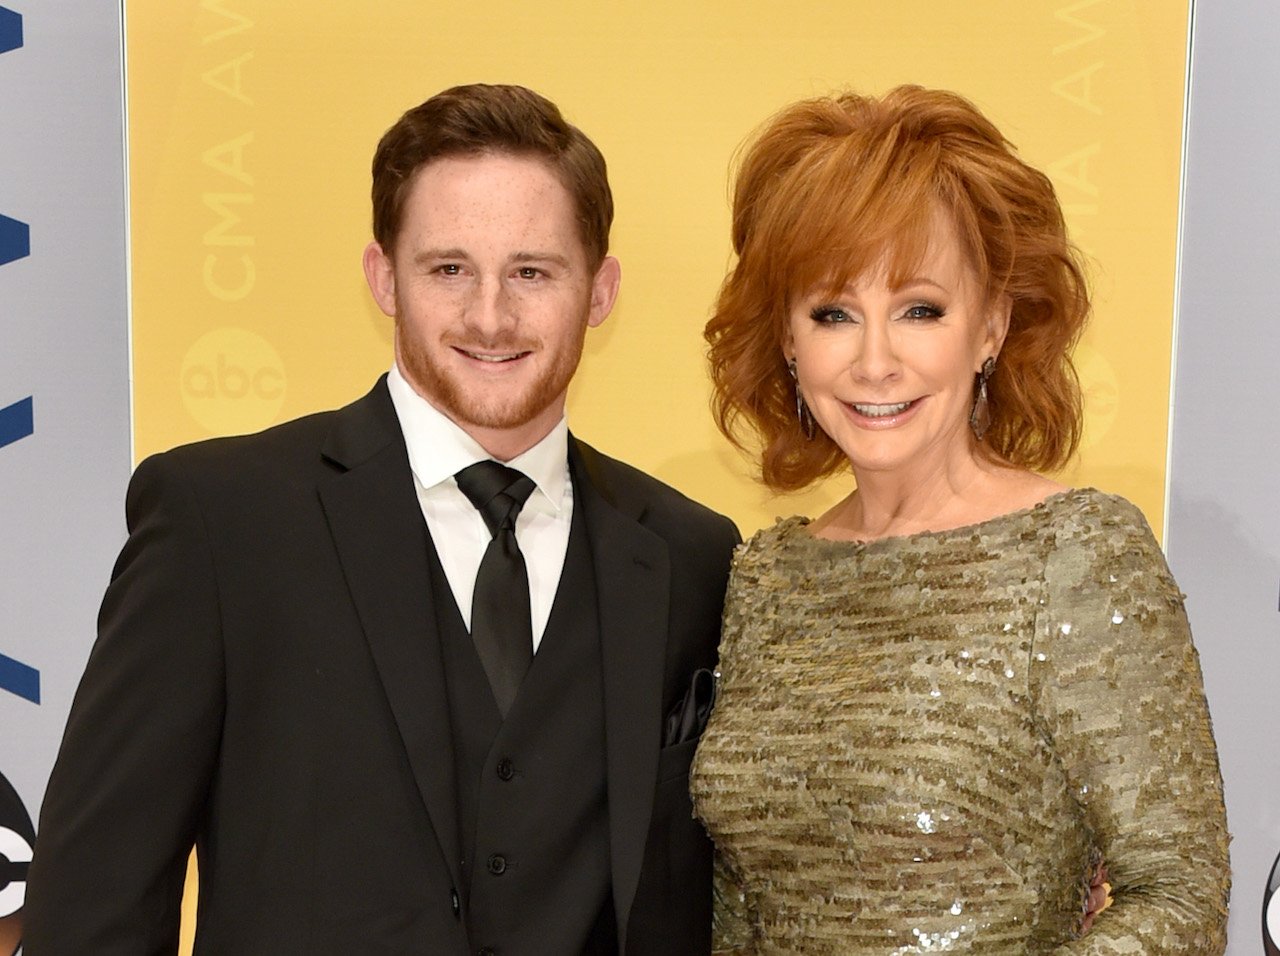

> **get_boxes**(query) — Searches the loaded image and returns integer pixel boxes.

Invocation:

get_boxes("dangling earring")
[787,359,816,441]
[969,356,996,440]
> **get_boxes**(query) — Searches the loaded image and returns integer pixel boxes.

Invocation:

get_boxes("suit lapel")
[570,439,670,943]
[315,404,675,930]
[317,379,462,893]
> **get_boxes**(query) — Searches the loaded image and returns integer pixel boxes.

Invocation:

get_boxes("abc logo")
[181,327,287,435]
[1267,847,1280,955]
[0,770,34,956]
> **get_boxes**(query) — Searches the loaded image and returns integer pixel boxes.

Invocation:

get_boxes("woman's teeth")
[852,401,911,417]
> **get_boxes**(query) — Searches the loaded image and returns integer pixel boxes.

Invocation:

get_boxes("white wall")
[0,4,131,948]
[1168,1,1280,951]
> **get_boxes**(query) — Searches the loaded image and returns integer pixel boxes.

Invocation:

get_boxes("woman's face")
[785,213,1008,483]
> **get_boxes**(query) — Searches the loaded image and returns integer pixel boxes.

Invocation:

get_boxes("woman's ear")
[985,294,1012,357]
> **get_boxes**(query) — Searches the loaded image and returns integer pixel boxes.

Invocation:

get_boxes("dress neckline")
[783,486,1103,551]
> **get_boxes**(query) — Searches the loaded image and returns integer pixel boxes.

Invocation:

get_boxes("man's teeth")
[465,350,524,362]
[852,401,911,417]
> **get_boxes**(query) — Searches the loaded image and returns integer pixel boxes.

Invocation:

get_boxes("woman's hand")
[1081,863,1112,933]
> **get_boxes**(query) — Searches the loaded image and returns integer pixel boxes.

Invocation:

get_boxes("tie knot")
[455,460,536,536]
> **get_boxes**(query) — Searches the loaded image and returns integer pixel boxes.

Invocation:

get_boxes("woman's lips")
[844,397,923,428]
[851,400,912,417]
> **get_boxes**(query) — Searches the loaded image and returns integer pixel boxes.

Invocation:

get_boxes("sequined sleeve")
[704,546,758,955]
[1031,498,1230,954]
[711,846,755,954]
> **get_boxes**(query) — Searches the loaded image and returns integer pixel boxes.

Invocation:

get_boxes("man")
[24,84,739,954]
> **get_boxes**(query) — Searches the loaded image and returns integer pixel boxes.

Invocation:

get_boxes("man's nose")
[464,277,516,336]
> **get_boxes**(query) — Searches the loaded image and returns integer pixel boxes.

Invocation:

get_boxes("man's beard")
[397,326,587,434]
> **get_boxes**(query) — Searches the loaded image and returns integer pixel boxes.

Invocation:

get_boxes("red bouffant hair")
[705,86,1089,491]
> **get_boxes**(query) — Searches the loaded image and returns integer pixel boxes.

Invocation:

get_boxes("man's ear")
[363,241,396,317]
[587,256,622,329]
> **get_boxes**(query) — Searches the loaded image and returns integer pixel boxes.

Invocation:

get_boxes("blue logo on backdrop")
[0,655,38,706]
[1,11,28,266]
[0,216,28,266]
[0,395,39,702]
[0,7,21,55]
[0,5,39,709]
[0,398,32,451]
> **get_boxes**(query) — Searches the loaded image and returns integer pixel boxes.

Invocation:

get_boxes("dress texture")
[690,489,1229,954]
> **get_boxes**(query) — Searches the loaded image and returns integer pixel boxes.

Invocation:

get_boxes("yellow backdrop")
[124,1,1190,948]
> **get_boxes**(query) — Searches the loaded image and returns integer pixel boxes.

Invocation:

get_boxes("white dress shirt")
[386,364,572,652]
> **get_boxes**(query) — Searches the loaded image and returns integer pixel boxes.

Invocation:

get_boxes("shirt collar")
[386,364,568,511]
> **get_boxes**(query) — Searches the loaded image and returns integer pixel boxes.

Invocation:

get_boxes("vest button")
[496,757,515,781]
[451,888,460,917]
[478,948,497,956]
[487,853,507,875]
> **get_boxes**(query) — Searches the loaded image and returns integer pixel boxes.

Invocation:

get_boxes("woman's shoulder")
[1040,488,1161,551]
[731,515,809,571]
[1040,488,1183,601]
[1041,485,1145,521]
[738,514,810,550]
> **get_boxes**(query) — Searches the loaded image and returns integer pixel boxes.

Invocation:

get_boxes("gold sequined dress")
[690,489,1229,954]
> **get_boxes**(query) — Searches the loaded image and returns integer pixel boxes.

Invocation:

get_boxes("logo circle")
[0,770,35,956]
[1266,847,1280,954]
[180,327,287,435]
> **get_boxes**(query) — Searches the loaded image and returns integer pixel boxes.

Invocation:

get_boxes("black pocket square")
[663,667,717,747]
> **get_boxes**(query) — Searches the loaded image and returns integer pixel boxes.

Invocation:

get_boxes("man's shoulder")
[159,408,337,465]
[136,379,393,490]
[135,409,335,500]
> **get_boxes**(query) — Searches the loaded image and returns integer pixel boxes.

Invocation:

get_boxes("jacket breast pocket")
[656,738,700,785]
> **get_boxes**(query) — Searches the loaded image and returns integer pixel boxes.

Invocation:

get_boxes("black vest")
[427,480,616,955]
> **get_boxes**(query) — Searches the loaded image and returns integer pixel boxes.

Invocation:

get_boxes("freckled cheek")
[416,284,473,315]
[504,286,586,325]
[498,284,531,308]
[399,290,470,333]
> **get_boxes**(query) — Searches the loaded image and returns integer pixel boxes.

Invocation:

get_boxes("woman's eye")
[809,305,853,323]
[903,303,944,321]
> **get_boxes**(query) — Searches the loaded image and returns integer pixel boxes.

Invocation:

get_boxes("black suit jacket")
[24,378,740,955]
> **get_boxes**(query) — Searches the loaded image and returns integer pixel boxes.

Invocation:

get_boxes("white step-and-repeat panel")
[1168,0,1280,950]
[0,4,131,953]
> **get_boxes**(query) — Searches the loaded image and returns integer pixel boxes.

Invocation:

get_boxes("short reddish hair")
[705,86,1089,491]
[371,84,613,266]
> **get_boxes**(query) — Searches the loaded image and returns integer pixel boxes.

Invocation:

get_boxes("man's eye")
[437,264,461,276]
[517,267,541,279]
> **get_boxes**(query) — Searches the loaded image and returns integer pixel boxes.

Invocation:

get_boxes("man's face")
[364,152,619,459]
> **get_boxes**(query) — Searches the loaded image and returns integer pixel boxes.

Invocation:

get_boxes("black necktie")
[454,460,537,716]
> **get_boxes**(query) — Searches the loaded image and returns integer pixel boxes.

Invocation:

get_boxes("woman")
[691,86,1230,954]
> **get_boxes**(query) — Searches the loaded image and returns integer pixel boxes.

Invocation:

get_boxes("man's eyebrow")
[511,251,572,268]
[409,249,573,269]
[412,248,468,265]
